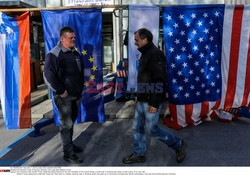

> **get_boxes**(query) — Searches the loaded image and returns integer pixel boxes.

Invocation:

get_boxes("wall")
[21,0,46,7]
[121,0,250,5]
[45,0,62,7]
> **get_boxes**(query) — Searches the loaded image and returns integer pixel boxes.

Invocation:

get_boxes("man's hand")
[148,106,157,113]
[60,90,68,98]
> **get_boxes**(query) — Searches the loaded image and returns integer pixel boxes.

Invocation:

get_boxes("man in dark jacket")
[123,28,187,164]
[44,26,84,164]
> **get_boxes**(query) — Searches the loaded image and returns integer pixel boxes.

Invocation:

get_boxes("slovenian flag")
[0,12,31,129]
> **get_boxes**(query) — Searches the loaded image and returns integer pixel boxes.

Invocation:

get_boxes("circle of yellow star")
[82,49,87,55]
[89,56,94,63]
[91,65,98,71]
[90,75,95,80]
[85,81,90,87]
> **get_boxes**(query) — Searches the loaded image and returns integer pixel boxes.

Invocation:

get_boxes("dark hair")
[134,28,153,42]
[60,26,74,37]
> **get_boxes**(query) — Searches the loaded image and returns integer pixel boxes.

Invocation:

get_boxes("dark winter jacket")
[136,42,167,108]
[44,42,84,98]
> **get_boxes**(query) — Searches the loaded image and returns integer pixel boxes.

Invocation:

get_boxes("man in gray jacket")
[44,26,84,164]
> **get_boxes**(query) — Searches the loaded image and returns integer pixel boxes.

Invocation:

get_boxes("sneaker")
[122,154,146,164]
[73,144,83,153]
[63,154,83,164]
[176,140,187,163]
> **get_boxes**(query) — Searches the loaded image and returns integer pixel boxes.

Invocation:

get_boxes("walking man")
[123,28,187,164]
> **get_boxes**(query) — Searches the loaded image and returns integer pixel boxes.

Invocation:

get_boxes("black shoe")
[122,154,146,164]
[176,139,187,163]
[63,154,83,164]
[73,144,83,153]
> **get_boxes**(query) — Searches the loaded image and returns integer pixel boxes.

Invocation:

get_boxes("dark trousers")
[54,95,81,156]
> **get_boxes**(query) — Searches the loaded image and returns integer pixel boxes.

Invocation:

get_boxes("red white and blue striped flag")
[163,5,250,129]
[0,12,31,129]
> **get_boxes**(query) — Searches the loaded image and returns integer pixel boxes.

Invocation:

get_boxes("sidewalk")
[0,113,250,166]
[0,84,50,119]
[0,84,51,153]
[30,84,52,120]
[0,84,250,166]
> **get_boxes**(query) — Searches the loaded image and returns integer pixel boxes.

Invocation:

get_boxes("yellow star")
[82,49,87,55]
[85,81,89,87]
[89,56,94,63]
[90,74,95,80]
[74,47,78,51]
[91,65,98,71]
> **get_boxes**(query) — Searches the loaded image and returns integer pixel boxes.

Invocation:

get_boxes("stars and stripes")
[163,5,250,129]
[117,70,128,77]
[163,4,224,105]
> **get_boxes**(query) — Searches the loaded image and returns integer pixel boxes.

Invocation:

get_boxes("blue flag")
[127,5,160,93]
[163,5,224,105]
[41,9,104,125]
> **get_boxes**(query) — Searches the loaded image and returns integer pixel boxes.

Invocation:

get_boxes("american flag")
[163,4,250,129]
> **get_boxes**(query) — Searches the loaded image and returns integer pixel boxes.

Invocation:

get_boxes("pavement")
[0,84,250,167]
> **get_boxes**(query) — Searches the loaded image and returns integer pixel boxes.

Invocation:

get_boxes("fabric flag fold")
[162,4,250,129]
[0,12,31,129]
[127,5,160,92]
[41,9,104,125]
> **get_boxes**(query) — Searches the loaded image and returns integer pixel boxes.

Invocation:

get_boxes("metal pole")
[119,7,123,61]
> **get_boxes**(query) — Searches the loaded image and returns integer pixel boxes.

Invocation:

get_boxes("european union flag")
[41,9,104,125]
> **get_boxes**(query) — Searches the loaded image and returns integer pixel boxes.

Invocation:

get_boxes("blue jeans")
[133,102,180,156]
[54,95,81,156]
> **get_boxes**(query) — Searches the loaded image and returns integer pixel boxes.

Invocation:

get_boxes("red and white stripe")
[218,4,250,119]
[117,70,128,77]
[165,5,250,129]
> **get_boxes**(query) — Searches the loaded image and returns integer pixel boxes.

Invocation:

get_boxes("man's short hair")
[60,26,74,37]
[134,28,153,42]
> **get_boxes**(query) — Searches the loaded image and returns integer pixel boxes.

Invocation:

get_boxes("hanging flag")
[41,9,104,125]
[127,5,160,93]
[0,12,31,129]
[162,4,250,129]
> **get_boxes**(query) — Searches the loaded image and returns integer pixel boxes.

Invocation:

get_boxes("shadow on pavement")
[0,117,250,166]
[0,123,58,166]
